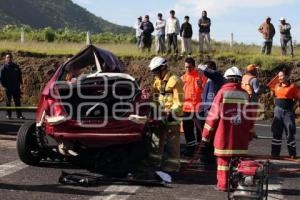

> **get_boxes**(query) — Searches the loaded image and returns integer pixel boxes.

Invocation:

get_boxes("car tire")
[17,121,41,165]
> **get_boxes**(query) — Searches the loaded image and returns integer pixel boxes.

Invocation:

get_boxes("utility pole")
[86,31,91,45]
[230,32,234,48]
[20,28,25,44]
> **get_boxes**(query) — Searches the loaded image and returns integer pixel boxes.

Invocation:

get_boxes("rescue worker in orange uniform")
[181,57,206,156]
[270,70,300,159]
[202,66,255,191]
[241,64,265,103]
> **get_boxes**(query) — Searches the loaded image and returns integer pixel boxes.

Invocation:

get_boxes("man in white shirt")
[135,16,143,49]
[166,10,180,55]
[155,13,166,54]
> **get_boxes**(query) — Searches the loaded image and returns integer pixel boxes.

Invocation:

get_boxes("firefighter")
[181,57,206,157]
[270,71,300,159]
[149,56,184,172]
[241,64,265,103]
[202,66,255,191]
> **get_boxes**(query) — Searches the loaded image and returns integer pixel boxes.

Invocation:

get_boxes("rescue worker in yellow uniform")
[149,56,184,172]
[270,70,300,159]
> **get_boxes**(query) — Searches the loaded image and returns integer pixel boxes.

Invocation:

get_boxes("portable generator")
[228,158,269,200]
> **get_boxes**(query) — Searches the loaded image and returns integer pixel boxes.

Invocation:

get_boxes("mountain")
[0,0,134,34]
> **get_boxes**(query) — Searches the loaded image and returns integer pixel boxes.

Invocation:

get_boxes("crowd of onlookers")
[135,10,294,57]
[135,10,212,56]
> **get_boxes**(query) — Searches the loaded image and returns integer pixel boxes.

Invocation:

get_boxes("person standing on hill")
[258,17,276,55]
[140,15,154,53]
[180,16,193,56]
[155,13,166,54]
[279,17,294,57]
[135,16,143,49]
[0,53,25,119]
[198,10,211,53]
[166,10,180,55]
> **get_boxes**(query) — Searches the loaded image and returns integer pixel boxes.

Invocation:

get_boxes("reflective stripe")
[223,98,248,104]
[223,91,249,100]
[204,123,214,132]
[288,141,296,147]
[215,149,248,155]
[272,138,282,142]
[217,165,229,171]
[272,143,282,146]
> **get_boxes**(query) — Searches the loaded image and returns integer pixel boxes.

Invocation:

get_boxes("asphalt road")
[1,111,300,200]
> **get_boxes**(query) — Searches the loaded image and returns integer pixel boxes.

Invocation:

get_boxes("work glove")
[201,137,210,143]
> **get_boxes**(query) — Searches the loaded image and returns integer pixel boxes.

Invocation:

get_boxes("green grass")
[0,40,299,70]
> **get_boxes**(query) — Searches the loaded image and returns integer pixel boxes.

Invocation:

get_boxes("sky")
[72,0,300,45]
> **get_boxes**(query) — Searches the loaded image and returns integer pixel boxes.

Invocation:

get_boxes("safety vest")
[241,74,255,97]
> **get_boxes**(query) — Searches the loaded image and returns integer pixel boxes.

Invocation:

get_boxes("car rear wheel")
[17,121,41,165]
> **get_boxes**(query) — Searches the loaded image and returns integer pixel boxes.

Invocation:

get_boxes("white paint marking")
[90,185,140,200]
[268,184,285,200]
[0,160,27,178]
[255,124,300,129]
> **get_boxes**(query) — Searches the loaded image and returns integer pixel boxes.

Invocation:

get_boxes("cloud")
[174,0,296,17]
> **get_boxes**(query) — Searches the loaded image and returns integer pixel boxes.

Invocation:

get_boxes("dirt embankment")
[0,52,299,121]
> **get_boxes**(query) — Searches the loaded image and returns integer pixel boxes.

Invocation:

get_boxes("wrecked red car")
[17,45,152,174]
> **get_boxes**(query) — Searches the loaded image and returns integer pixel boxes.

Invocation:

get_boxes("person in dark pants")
[270,71,299,159]
[140,15,154,53]
[197,61,224,164]
[166,10,180,55]
[258,17,275,55]
[0,53,25,119]
[181,58,206,157]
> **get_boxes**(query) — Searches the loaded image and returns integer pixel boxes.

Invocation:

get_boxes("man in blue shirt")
[197,61,224,164]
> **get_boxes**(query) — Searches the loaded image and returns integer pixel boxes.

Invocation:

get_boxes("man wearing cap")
[279,17,294,57]
[135,16,143,49]
[155,13,166,54]
[140,15,154,53]
[242,64,265,103]
[149,56,184,172]
[202,66,255,191]
[258,17,276,55]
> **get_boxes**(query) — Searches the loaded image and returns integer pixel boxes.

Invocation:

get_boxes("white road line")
[268,184,285,200]
[0,160,27,178]
[0,140,16,149]
[90,185,140,200]
[255,124,300,129]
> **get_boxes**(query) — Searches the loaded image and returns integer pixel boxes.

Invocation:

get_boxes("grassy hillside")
[0,0,133,34]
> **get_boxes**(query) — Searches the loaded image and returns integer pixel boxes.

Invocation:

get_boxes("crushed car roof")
[64,45,126,73]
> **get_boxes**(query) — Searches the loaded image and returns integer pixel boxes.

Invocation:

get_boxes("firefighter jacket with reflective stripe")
[181,70,206,112]
[152,71,184,124]
[202,83,255,157]
[241,74,255,97]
